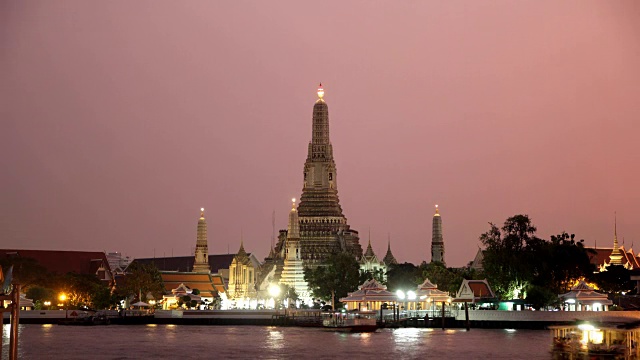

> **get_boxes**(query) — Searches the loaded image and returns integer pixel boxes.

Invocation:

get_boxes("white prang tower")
[279,198,310,304]
[431,205,445,265]
[193,208,210,273]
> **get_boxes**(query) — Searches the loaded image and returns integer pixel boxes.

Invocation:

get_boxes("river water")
[3,324,552,359]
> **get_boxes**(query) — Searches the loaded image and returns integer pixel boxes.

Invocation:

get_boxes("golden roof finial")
[291,198,296,210]
[435,204,440,215]
[200,207,205,218]
[317,83,324,99]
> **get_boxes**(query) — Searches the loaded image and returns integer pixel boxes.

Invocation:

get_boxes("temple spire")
[431,204,445,265]
[192,207,210,273]
[610,212,623,265]
[364,228,375,258]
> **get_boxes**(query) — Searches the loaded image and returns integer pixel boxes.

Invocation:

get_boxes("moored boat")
[322,310,378,332]
[550,318,640,359]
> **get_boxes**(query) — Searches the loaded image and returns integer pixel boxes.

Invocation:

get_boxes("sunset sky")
[2,1,639,267]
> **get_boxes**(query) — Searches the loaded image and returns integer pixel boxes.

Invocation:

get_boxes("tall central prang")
[295,84,362,264]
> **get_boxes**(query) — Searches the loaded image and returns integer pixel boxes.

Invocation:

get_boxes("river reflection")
[2,324,551,359]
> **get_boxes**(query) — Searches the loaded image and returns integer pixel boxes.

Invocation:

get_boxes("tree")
[533,232,595,293]
[117,262,165,302]
[480,215,540,299]
[60,272,114,309]
[304,252,361,310]
[526,285,558,310]
[0,257,48,290]
[418,262,467,295]
[481,215,597,300]
[25,286,55,303]
[360,268,386,285]
[280,284,300,308]
[593,265,634,294]
[386,263,421,292]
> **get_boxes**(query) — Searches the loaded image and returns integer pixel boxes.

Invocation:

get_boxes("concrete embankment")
[6,310,640,329]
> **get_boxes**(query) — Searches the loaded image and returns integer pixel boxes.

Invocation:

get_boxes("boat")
[322,310,378,332]
[58,309,111,326]
[550,319,640,359]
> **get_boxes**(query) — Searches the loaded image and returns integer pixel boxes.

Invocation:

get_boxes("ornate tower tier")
[280,198,310,303]
[431,205,445,265]
[278,84,362,264]
[193,208,210,273]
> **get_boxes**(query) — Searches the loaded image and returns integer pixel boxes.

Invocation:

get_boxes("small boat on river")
[550,319,640,359]
[322,310,378,333]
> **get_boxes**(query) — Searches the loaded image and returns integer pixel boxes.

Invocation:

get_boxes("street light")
[43,301,51,310]
[269,284,281,309]
[59,293,68,319]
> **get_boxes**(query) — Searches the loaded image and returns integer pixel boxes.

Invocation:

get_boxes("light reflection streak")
[267,330,284,350]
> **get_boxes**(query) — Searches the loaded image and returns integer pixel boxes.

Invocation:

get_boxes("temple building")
[359,232,387,281]
[272,84,362,266]
[226,242,261,308]
[586,218,640,271]
[192,208,210,273]
[279,198,311,304]
[431,205,445,265]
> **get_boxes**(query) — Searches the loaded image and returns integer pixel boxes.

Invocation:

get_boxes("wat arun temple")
[277,84,363,262]
[139,84,402,308]
[257,84,366,304]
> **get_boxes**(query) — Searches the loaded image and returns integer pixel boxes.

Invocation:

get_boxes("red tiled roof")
[161,272,225,295]
[469,282,492,298]
[0,249,111,275]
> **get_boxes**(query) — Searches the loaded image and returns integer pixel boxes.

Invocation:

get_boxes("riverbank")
[5,309,640,329]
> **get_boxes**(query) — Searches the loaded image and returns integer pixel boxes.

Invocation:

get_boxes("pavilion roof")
[415,278,450,300]
[558,280,612,304]
[340,279,398,303]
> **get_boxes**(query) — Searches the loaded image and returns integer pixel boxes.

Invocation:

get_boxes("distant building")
[0,249,113,285]
[106,252,131,275]
[586,219,640,271]
[431,205,445,265]
[359,233,387,281]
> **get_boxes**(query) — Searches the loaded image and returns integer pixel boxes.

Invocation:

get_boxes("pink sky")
[1,1,639,267]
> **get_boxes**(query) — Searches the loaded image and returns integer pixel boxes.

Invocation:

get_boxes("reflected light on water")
[146,324,157,327]
[267,330,283,350]
[393,328,421,344]
[357,332,372,345]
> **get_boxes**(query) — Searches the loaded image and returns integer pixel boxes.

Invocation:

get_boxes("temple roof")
[133,254,236,274]
[160,272,225,295]
[364,239,375,258]
[455,279,496,303]
[383,240,397,265]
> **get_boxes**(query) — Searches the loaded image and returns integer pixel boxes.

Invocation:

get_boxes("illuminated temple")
[257,84,363,304]
[271,84,362,264]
